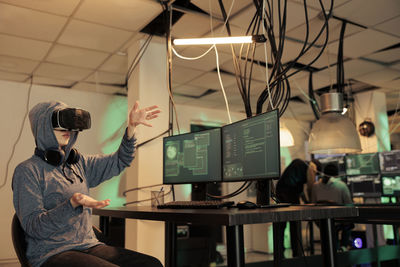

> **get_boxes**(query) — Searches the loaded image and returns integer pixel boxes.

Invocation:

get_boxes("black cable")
[308,71,320,120]
[207,181,253,200]
[123,183,164,197]
[123,187,172,206]
[136,129,169,148]
[337,21,347,94]
[2,75,33,190]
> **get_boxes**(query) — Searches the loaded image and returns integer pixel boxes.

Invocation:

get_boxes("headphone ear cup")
[44,149,64,166]
[67,148,80,164]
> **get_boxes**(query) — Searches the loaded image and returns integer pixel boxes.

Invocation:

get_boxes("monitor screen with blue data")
[221,109,280,182]
[163,128,222,184]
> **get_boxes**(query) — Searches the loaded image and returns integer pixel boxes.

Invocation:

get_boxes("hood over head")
[29,101,78,158]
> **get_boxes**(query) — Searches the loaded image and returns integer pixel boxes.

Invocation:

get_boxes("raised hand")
[70,193,110,209]
[127,101,161,138]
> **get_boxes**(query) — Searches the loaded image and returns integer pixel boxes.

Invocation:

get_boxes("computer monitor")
[221,109,280,182]
[347,175,381,197]
[381,175,400,196]
[163,128,222,184]
[345,153,380,176]
[379,150,400,174]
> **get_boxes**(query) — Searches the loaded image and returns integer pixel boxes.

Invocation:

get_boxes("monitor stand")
[256,180,271,206]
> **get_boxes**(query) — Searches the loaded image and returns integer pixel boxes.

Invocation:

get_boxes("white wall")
[0,79,128,262]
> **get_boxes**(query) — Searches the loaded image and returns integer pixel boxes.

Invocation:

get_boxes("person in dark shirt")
[274,158,321,258]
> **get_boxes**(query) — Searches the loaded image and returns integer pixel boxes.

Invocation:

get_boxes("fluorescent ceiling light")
[173,35,266,46]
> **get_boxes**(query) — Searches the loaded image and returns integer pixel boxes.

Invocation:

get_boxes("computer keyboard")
[157,200,235,209]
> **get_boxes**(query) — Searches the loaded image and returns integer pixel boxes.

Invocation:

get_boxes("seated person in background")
[275,158,321,258]
[312,163,353,250]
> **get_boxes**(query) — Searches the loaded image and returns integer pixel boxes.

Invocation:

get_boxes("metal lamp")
[308,92,362,154]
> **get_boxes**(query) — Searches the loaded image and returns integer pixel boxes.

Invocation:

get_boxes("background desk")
[93,205,357,267]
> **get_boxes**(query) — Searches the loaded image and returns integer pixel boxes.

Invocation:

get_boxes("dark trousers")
[42,244,163,267]
[275,188,303,258]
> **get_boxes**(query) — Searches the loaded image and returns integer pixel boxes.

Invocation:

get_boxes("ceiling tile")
[0,34,51,60]
[364,47,400,64]
[330,29,400,59]
[173,84,210,97]
[33,76,76,87]
[47,44,110,69]
[219,59,271,83]
[290,0,352,9]
[172,66,204,84]
[173,46,232,72]
[34,62,93,81]
[0,70,29,82]
[0,0,81,16]
[392,62,400,71]
[354,67,400,86]
[0,55,39,74]
[170,94,195,105]
[74,0,162,31]
[58,20,133,52]
[188,71,237,89]
[333,0,400,27]
[172,13,220,38]
[191,0,252,20]
[373,16,400,38]
[0,3,67,41]
[342,59,386,79]
[85,71,126,85]
[99,55,128,74]
[71,82,125,95]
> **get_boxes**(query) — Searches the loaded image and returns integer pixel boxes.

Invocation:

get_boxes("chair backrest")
[11,214,31,267]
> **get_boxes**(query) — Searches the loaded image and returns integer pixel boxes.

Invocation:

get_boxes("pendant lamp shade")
[308,93,362,154]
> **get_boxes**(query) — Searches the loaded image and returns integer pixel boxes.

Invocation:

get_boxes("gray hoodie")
[12,101,136,267]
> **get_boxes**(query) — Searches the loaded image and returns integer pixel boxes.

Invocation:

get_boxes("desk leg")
[319,218,337,267]
[99,216,109,236]
[165,222,177,267]
[226,225,244,267]
[273,222,284,267]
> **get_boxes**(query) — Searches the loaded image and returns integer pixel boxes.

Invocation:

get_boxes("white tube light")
[173,36,253,45]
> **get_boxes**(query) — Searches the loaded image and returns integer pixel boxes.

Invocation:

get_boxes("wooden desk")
[93,205,358,267]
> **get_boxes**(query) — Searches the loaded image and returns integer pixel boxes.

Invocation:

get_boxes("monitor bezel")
[162,128,222,185]
[221,109,281,182]
[346,174,382,198]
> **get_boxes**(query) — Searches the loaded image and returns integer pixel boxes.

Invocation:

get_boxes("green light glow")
[98,97,128,207]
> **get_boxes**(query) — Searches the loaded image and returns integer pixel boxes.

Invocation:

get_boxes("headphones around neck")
[34,147,80,166]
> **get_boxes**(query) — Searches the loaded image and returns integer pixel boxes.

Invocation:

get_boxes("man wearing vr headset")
[12,100,162,267]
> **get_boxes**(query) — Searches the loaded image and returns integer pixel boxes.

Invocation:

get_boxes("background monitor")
[379,150,400,174]
[222,109,280,182]
[345,153,380,176]
[381,175,400,196]
[347,175,381,197]
[163,128,221,184]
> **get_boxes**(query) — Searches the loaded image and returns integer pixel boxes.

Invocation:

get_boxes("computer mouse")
[236,201,258,209]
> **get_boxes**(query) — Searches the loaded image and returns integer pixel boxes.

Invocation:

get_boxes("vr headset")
[52,108,91,131]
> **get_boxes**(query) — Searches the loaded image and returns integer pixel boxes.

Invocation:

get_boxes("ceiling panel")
[0,0,81,16]
[33,76,76,88]
[365,47,400,64]
[0,3,68,42]
[0,55,39,74]
[329,29,400,59]
[0,70,29,82]
[58,20,133,52]
[71,82,125,95]
[85,71,126,85]
[74,0,162,31]
[34,62,93,81]
[0,34,51,61]
[172,65,205,84]
[373,16,400,37]
[188,71,237,90]
[354,67,400,87]
[191,0,252,20]
[342,59,385,79]
[172,13,221,38]
[290,0,352,10]
[333,0,400,27]
[173,84,210,97]
[99,54,128,74]
[46,44,110,69]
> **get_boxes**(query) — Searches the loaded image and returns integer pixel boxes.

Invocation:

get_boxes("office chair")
[11,213,107,267]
